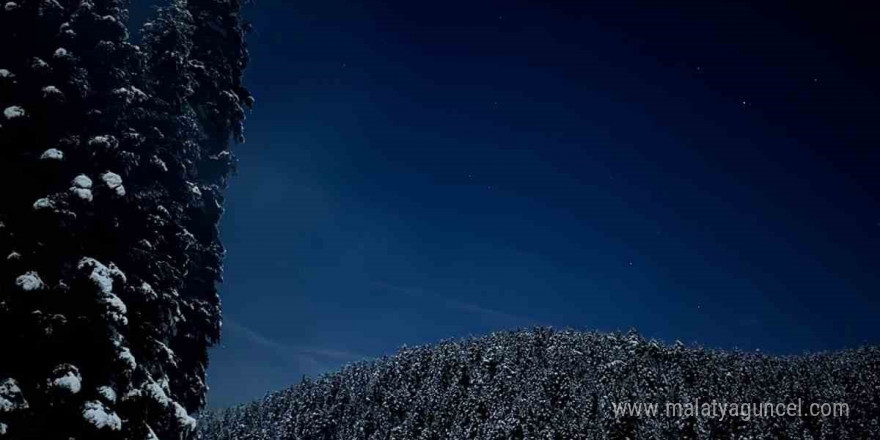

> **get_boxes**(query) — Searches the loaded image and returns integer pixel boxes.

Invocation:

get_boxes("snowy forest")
[0,0,250,438]
[197,328,880,439]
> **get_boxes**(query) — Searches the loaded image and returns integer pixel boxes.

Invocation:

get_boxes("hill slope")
[197,328,880,439]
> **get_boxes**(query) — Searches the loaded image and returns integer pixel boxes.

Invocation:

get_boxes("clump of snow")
[139,282,158,300]
[53,48,70,59]
[70,174,93,202]
[41,85,63,98]
[77,258,127,325]
[6,252,20,261]
[59,22,75,38]
[87,135,117,149]
[33,198,55,210]
[0,378,28,412]
[15,272,45,291]
[48,365,81,394]
[3,106,25,120]
[118,347,136,371]
[112,87,148,104]
[151,155,168,172]
[97,386,117,403]
[173,401,198,432]
[156,341,178,367]
[187,182,202,196]
[30,58,49,71]
[0,69,13,79]
[77,257,115,294]
[130,86,147,100]
[109,263,126,281]
[82,400,122,431]
[4,2,17,12]
[0,421,7,435]
[100,172,125,196]
[72,174,92,189]
[70,187,92,201]
[40,148,64,160]
[145,382,167,404]
[102,293,128,326]
[142,380,197,432]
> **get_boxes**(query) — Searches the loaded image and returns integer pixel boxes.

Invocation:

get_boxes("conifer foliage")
[0,0,251,438]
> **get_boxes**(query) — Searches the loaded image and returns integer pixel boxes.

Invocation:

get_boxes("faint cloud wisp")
[222,318,366,372]
[371,281,539,325]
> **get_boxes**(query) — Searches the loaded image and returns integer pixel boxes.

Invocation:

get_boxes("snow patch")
[53,48,70,59]
[41,85,63,98]
[3,106,25,120]
[3,2,17,12]
[151,156,168,172]
[102,293,128,325]
[72,174,92,188]
[118,347,136,371]
[87,135,117,149]
[40,148,64,160]
[70,174,93,200]
[33,198,55,210]
[0,422,6,435]
[173,400,197,431]
[0,69,13,79]
[15,272,45,291]
[0,378,28,412]
[51,372,82,394]
[6,252,20,261]
[48,365,81,394]
[97,386,117,403]
[82,400,122,431]
[112,87,148,103]
[139,282,157,299]
[100,172,125,196]
[187,182,202,196]
[145,381,168,404]
[77,257,124,295]
[30,58,49,71]
[70,187,93,201]
[156,341,178,367]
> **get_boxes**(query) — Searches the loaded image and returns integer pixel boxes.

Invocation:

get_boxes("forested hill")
[198,328,880,439]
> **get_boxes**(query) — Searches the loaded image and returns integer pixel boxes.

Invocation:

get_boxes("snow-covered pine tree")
[0,0,250,438]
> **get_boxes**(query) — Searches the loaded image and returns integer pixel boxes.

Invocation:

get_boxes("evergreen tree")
[0,0,250,438]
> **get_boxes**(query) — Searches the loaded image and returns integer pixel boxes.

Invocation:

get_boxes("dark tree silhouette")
[0,0,250,438]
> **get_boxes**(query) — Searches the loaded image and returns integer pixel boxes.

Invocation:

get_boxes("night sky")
[140,0,880,407]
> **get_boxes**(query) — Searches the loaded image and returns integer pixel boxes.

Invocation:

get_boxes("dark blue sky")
[150,0,880,406]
